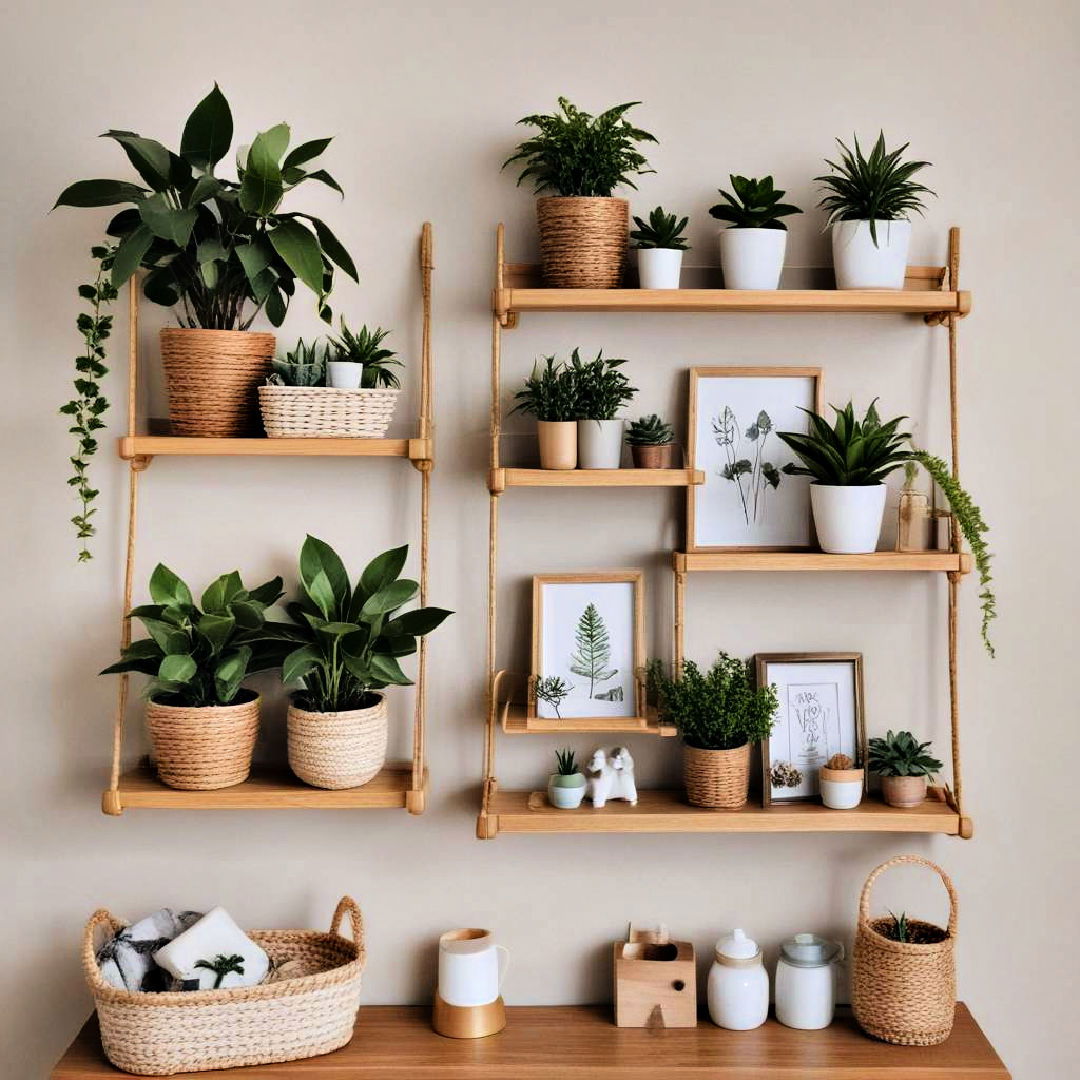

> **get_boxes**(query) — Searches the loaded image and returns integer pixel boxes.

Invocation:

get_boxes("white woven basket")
[259,386,399,438]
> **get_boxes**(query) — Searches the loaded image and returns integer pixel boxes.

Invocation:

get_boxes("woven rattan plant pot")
[145,692,259,791]
[160,328,275,437]
[259,386,399,438]
[851,855,958,1047]
[84,895,366,1076]
[536,196,629,288]
[287,693,388,789]
[682,742,751,809]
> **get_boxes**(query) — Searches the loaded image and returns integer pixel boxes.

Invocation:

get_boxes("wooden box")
[613,927,697,1028]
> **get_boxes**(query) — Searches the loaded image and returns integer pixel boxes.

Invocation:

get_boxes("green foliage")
[510,355,579,422]
[59,245,118,561]
[282,536,451,713]
[569,348,636,421]
[646,652,777,751]
[626,414,674,446]
[715,407,784,525]
[535,675,573,718]
[101,564,289,707]
[777,400,912,486]
[709,175,802,231]
[868,730,943,778]
[554,747,579,776]
[327,321,401,389]
[887,911,909,944]
[912,451,996,657]
[630,206,690,250]
[54,84,357,330]
[569,603,615,698]
[815,132,935,246]
[195,953,246,989]
[502,97,657,198]
[269,338,326,387]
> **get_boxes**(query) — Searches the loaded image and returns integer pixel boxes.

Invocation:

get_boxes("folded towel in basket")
[97,908,204,992]
[154,906,270,990]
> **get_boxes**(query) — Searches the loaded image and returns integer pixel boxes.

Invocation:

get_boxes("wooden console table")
[53,1004,1008,1078]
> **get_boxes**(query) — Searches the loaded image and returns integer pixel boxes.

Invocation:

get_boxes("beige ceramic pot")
[536,196,629,288]
[683,742,751,809]
[631,443,676,469]
[880,774,927,808]
[537,420,577,469]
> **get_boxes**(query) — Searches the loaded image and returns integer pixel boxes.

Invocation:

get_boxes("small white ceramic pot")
[810,484,887,554]
[719,228,787,290]
[637,248,683,289]
[547,773,586,809]
[820,767,865,810]
[577,419,624,469]
[327,361,363,388]
[880,774,927,808]
[831,219,911,289]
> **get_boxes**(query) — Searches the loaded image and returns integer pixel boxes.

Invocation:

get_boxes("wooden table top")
[52,1003,1009,1079]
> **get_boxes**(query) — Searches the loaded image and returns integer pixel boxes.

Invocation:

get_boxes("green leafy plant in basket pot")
[503,97,657,288]
[630,206,689,290]
[100,564,289,790]
[646,653,777,809]
[626,414,676,469]
[568,348,637,469]
[511,355,581,470]
[868,730,944,808]
[281,536,452,790]
[547,747,586,810]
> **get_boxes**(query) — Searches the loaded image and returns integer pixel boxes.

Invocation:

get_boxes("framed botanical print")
[687,367,823,551]
[530,572,644,720]
[756,653,866,806]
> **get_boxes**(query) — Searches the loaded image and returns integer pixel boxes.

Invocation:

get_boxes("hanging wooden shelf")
[674,551,972,573]
[118,435,433,466]
[490,466,704,492]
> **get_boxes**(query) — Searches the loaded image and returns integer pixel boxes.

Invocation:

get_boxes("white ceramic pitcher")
[438,928,509,1007]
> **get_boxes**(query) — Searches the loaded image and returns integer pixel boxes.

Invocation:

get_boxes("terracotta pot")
[631,443,676,469]
[287,693,388,789]
[683,742,751,809]
[537,420,577,469]
[536,196,629,288]
[880,774,927,808]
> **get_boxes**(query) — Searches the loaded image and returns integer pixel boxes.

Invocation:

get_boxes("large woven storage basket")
[84,896,365,1076]
[682,742,750,809]
[851,855,958,1046]
[259,386,399,438]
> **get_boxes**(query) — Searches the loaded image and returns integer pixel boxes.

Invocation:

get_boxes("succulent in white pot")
[816,132,935,289]
[326,321,401,390]
[571,349,636,469]
[547,747,586,809]
[631,206,690,289]
[711,175,802,290]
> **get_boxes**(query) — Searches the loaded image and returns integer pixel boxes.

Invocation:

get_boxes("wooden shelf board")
[485,788,964,835]
[118,435,431,461]
[492,467,704,490]
[502,703,676,737]
[53,1003,1008,1079]
[674,551,972,574]
[110,762,420,811]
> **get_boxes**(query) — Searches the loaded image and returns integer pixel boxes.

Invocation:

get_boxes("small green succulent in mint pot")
[631,206,690,289]
[626,413,676,469]
[547,747,586,809]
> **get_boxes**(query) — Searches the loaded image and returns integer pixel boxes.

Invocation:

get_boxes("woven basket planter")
[146,693,259,791]
[259,386,400,438]
[851,855,958,1046]
[84,895,366,1076]
[287,693,388,789]
[682,742,750,809]
[536,196,629,288]
[161,328,275,437]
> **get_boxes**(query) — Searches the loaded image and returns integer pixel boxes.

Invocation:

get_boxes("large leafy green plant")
[503,98,657,197]
[568,348,636,421]
[101,565,288,707]
[868,731,943,778]
[282,536,452,713]
[709,175,802,230]
[510,356,579,422]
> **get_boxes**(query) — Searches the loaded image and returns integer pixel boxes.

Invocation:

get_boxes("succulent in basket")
[868,730,944,808]
[626,413,676,469]
[511,356,581,469]
[631,206,690,289]
[547,747,586,809]
[326,321,401,389]
[267,338,326,387]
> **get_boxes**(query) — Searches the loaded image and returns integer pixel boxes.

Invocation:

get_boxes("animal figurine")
[586,747,638,807]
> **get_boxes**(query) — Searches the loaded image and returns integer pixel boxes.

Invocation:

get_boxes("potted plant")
[819,752,865,810]
[815,132,935,289]
[100,564,288,790]
[868,731,943,808]
[511,355,580,469]
[547,747,587,809]
[626,414,676,468]
[326,321,403,390]
[503,97,657,288]
[630,207,689,289]
[647,653,778,810]
[571,349,637,469]
[282,536,451,790]
[710,175,802,290]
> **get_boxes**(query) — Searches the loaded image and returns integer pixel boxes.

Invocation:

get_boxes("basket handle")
[81,909,127,985]
[330,896,365,948]
[858,854,958,937]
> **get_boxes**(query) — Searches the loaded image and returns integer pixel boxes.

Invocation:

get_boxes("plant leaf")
[148,563,193,607]
[180,84,234,170]
[267,219,324,295]
[54,179,147,209]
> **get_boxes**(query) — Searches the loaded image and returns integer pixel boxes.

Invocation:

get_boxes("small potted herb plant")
[325,321,402,391]
[630,206,690,289]
[570,349,637,469]
[819,752,865,810]
[626,414,676,469]
[709,175,802,290]
[511,355,580,469]
[647,653,777,809]
[547,747,587,809]
[503,97,657,288]
[868,731,943,808]
[815,132,935,289]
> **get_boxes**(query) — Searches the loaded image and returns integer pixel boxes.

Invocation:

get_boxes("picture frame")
[530,572,645,720]
[687,367,823,551]
[756,652,866,806]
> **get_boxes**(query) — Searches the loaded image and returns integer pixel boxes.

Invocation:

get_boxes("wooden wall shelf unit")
[101,224,436,817]
[52,1004,1009,1079]
[480,224,975,841]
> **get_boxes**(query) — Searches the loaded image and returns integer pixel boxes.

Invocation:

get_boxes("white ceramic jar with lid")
[707,928,769,1030]
[774,932,844,1030]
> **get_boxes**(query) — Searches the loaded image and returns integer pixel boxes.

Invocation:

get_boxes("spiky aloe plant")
[868,731,943,778]
[327,321,401,388]
[626,414,674,446]
[709,175,802,230]
[630,206,690,250]
[554,747,579,776]
[269,337,326,387]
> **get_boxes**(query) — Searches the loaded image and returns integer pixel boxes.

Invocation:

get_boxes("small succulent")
[770,761,803,789]
[825,752,855,770]
[535,675,573,718]
[868,730,943,778]
[709,175,802,230]
[630,206,690,250]
[554,747,580,776]
[626,414,674,446]
[327,321,402,388]
[268,338,326,387]
[887,911,910,944]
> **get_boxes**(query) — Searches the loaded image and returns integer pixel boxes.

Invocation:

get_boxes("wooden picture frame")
[687,367,823,552]
[756,652,866,807]
[530,571,645,720]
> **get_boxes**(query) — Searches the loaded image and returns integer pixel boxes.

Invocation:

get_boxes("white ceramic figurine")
[586,747,638,807]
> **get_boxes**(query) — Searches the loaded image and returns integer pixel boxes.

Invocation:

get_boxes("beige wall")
[3,1,1077,1075]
